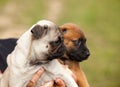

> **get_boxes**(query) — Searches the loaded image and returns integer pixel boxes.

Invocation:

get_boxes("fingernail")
[39,67,44,72]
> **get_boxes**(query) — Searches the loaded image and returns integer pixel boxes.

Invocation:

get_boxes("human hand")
[26,68,66,87]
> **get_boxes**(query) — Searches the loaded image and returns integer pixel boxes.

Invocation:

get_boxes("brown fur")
[59,23,90,87]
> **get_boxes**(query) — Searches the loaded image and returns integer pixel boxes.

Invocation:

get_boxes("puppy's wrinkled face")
[30,20,65,65]
[60,23,90,62]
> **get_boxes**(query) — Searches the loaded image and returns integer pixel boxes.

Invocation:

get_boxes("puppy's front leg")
[60,73,78,87]
[67,61,89,87]
[76,65,89,87]
[44,60,78,87]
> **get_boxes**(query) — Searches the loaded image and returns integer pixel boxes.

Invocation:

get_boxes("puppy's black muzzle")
[48,43,66,60]
[68,45,90,62]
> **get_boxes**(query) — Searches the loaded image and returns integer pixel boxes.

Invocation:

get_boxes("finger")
[40,81,54,87]
[26,68,44,87]
[55,78,65,87]
[26,81,35,87]
[31,68,44,83]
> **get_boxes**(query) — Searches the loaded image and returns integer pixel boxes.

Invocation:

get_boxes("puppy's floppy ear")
[31,25,48,39]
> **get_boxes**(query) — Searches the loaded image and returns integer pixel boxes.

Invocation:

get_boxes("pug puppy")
[0,20,78,87]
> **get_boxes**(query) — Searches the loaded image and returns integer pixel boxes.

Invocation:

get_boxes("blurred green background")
[0,0,120,87]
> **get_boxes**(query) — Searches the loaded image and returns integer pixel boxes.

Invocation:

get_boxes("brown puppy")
[59,23,90,87]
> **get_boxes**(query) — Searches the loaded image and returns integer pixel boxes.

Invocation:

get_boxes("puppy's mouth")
[67,48,90,62]
[47,43,66,60]
[30,43,66,65]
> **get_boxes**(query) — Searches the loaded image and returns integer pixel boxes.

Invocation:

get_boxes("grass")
[0,0,120,87]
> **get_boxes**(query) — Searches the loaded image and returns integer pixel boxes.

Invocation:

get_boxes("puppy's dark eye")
[73,40,81,46]
[72,38,84,46]
[44,25,48,29]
